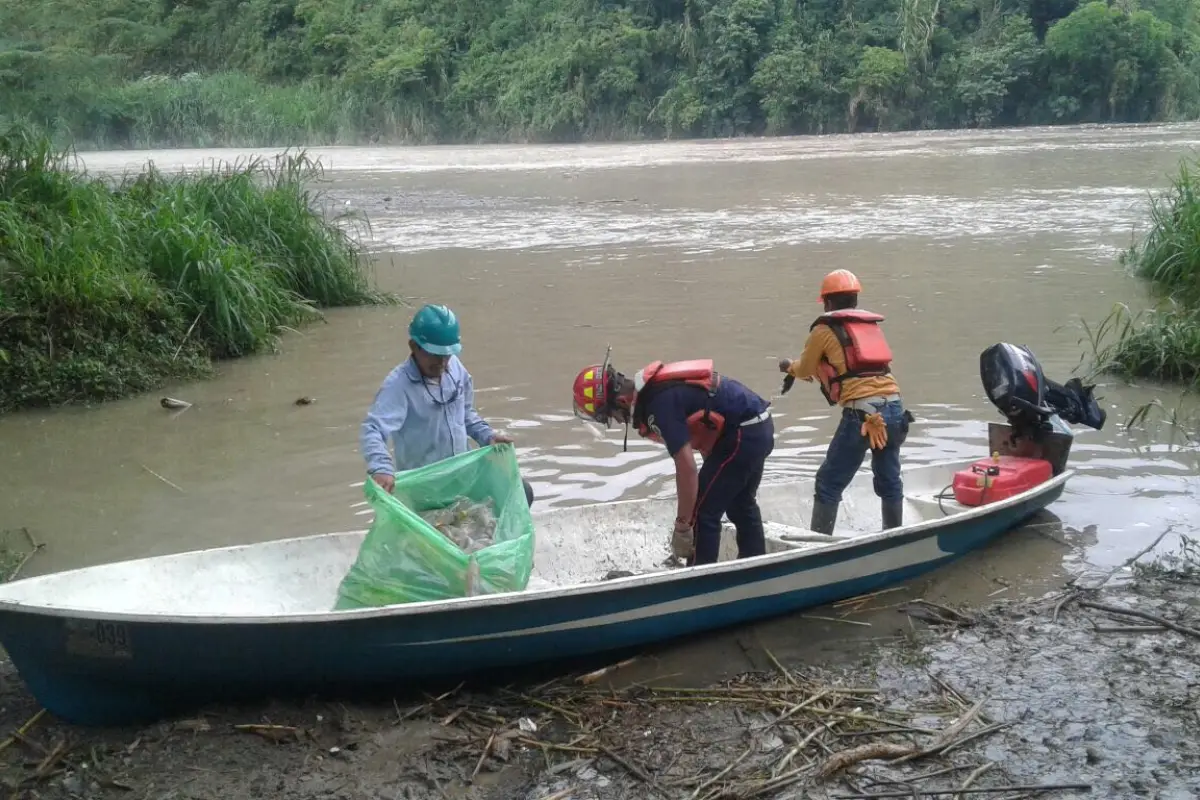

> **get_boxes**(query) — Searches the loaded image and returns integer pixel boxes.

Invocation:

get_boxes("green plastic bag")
[334,445,536,609]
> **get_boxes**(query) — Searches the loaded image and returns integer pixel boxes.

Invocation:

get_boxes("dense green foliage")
[1088,157,1200,389]
[0,128,386,412]
[2,0,1200,148]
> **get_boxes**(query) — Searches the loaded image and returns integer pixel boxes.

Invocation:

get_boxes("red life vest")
[811,309,893,406]
[630,360,725,457]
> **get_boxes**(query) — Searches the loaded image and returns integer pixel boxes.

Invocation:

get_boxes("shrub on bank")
[0,127,388,412]
[1087,303,1200,388]
[1122,160,1200,308]
[1089,158,1200,390]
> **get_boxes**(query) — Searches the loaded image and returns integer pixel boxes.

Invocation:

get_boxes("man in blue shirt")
[361,304,534,506]
[572,358,774,565]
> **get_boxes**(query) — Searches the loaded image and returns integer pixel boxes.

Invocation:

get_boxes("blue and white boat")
[0,343,1105,726]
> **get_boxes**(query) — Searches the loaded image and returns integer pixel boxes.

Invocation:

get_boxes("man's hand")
[670,520,694,560]
[778,358,793,374]
[491,433,514,445]
[370,472,395,493]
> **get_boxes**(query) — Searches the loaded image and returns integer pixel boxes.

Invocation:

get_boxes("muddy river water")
[2,124,1199,640]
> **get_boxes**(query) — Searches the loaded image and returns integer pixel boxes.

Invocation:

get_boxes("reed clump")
[0,126,388,412]
[1088,158,1200,390]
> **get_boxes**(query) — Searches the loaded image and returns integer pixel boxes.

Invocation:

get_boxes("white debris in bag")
[418,496,499,554]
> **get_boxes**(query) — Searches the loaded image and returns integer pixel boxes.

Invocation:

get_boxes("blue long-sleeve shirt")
[360,356,496,476]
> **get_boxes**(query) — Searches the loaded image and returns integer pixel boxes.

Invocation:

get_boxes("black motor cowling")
[980,343,1107,434]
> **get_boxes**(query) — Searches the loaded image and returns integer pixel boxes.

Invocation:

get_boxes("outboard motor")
[952,343,1106,506]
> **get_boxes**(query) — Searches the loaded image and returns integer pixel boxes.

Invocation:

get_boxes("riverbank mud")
[1,543,1196,800]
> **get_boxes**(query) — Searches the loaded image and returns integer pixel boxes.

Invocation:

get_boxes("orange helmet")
[818,269,862,302]
[572,364,614,425]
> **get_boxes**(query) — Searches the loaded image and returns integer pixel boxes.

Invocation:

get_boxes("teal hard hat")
[408,304,462,356]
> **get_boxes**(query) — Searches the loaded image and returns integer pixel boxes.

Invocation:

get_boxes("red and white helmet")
[572,363,614,425]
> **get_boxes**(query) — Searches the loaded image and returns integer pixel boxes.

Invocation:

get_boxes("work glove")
[862,412,888,451]
[670,520,694,560]
[778,359,796,395]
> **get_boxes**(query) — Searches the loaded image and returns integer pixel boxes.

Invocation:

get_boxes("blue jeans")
[815,399,910,505]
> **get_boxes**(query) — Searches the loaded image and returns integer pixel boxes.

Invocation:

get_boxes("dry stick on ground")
[1097,527,1175,586]
[731,763,813,800]
[1064,526,1176,591]
[1093,624,1167,633]
[817,743,920,780]
[927,673,995,726]
[516,737,598,755]
[533,788,579,800]
[864,763,981,787]
[833,587,909,608]
[597,743,668,796]
[830,784,1092,798]
[888,697,989,765]
[816,697,996,779]
[415,670,1020,800]
[1052,590,1077,623]
[630,685,880,697]
[762,688,833,729]
[232,724,301,743]
[1075,599,1200,639]
[687,744,753,799]
[802,614,874,627]
[470,730,496,781]
[762,646,799,686]
[955,761,996,800]
[10,738,72,797]
[774,718,838,777]
[578,657,638,685]
[903,599,976,627]
[0,709,47,754]
[939,722,1014,757]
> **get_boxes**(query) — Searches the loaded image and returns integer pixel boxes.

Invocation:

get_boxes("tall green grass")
[1120,160,1200,307]
[0,126,389,412]
[1086,157,1200,392]
[1083,303,1200,388]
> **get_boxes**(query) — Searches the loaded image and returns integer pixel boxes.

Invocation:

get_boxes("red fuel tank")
[952,454,1052,506]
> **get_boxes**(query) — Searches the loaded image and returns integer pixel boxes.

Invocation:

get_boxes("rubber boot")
[810,499,839,536]
[882,500,903,530]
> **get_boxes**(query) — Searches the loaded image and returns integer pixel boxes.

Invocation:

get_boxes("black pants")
[690,417,775,565]
[522,478,535,507]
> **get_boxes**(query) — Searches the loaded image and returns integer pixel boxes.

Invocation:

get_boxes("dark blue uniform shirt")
[641,378,770,456]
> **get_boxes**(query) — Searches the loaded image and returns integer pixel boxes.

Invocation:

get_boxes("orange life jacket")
[630,360,725,457]
[811,309,893,406]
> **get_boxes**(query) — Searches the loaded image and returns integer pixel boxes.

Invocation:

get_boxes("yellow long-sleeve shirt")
[788,324,900,405]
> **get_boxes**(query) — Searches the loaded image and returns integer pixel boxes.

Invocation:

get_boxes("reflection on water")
[1,123,1198,587]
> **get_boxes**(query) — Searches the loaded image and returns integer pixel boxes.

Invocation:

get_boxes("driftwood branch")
[832,784,1092,797]
[1076,599,1200,639]
[817,742,916,779]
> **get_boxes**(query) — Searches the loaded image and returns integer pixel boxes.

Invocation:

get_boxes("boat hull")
[0,476,1063,726]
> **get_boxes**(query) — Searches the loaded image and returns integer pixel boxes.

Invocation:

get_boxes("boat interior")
[0,458,1028,619]
[524,456,986,590]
